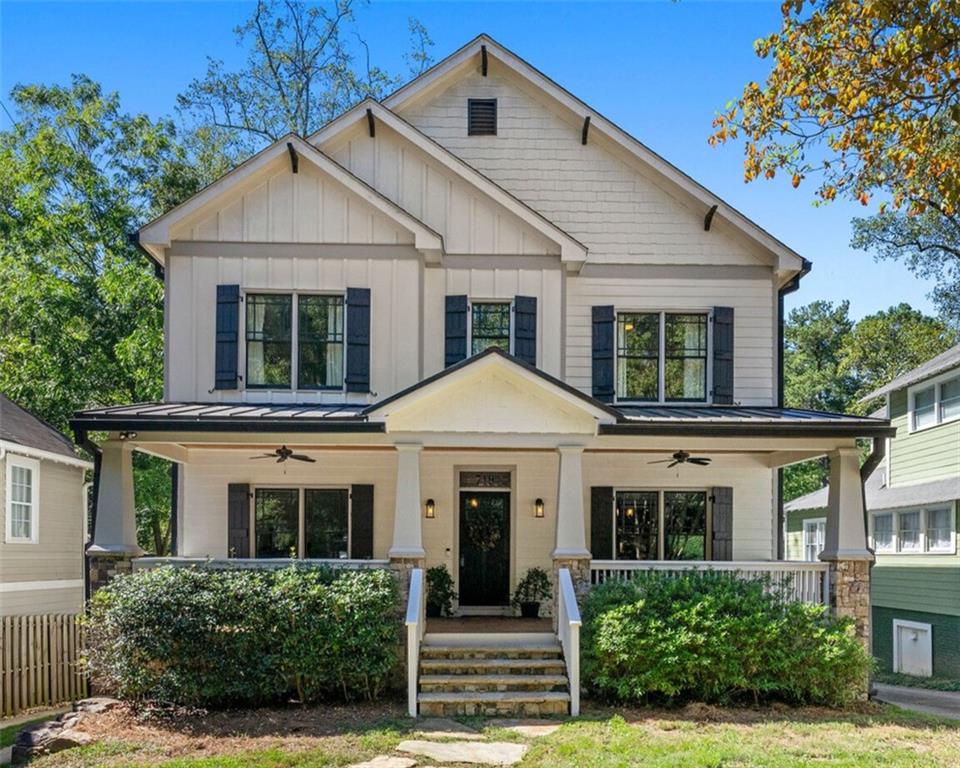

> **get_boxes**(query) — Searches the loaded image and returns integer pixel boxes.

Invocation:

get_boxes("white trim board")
[0,579,84,593]
[0,441,92,470]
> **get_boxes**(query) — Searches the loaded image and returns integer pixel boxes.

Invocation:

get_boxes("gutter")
[775,257,812,558]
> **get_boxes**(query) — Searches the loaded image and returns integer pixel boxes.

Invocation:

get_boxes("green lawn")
[19,703,960,768]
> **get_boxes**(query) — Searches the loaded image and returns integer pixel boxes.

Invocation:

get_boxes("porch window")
[927,507,954,552]
[802,518,826,562]
[298,295,344,389]
[254,487,350,559]
[898,511,922,551]
[616,311,709,403]
[5,455,38,544]
[471,302,512,355]
[246,294,292,388]
[872,513,894,552]
[615,489,708,560]
[254,488,299,558]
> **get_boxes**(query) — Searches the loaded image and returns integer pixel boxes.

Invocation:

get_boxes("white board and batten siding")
[0,456,85,617]
[322,122,559,257]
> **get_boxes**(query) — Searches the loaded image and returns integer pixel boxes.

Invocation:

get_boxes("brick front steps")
[416,633,571,717]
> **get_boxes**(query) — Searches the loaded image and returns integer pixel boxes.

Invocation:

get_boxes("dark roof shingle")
[1,394,78,458]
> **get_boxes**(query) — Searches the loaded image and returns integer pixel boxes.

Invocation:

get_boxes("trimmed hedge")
[582,572,872,707]
[85,566,400,707]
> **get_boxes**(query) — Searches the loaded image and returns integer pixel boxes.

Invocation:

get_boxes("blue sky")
[0,0,939,319]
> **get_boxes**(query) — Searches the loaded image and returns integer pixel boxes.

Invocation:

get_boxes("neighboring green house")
[786,344,960,679]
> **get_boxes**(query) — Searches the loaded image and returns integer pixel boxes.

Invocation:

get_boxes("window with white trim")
[470,302,512,355]
[802,518,826,562]
[253,486,349,559]
[909,372,960,431]
[616,311,709,403]
[5,455,39,543]
[869,506,956,554]
[614,489,709,560]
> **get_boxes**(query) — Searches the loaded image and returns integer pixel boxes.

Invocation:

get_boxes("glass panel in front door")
[459,491,511,606]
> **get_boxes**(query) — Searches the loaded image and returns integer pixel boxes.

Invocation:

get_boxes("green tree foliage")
[0,77,206,552]
[177,0,434,161]
[782,300,957,500]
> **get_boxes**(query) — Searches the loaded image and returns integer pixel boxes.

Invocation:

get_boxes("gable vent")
[468,98,497,136]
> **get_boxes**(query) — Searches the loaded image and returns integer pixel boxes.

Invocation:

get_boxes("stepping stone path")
[397,739,528,766]
[352,716,560,768]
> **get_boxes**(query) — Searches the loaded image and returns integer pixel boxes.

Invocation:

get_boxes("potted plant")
[426,564,457,618]
[512,567,552,619]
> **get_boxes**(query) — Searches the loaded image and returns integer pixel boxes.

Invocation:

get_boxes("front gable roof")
[861,343,960,402]
[364,347,619,434]
[309,99,588,267]
[138,134,443,266]
[383,34,806,278]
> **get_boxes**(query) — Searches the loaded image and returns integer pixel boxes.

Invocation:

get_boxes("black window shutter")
[345,287,371,393]
[215,285,240,390]
[513,295,537,365]
[590,486,614,560]
[445,295,469,367]
[712,306,735,404]
[711,487,733,561]
[592,305,615,403]
[227,483,250,558]
[351,484,374,559]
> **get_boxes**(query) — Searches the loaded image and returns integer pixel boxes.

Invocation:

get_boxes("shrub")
[425,565,456,617]
[581,571,871,707]
[85,565,400,708]
[511,567,552,608]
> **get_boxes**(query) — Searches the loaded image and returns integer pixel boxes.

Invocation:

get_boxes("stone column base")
[551,556,591,630]
[87,552,136,597]
[823,557,873,700]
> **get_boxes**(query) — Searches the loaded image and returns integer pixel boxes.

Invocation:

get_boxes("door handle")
[460,556,465,567]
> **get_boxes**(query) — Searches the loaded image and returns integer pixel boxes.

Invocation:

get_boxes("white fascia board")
[138,134,444,263]
[309,99,588,266]
[0,440,92,470]
[384,35,805,276]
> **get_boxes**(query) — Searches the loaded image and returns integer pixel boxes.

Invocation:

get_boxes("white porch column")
[553,445,589,558]
[821,447,872,561]
[388,443,425,559]
[90,439,142,556]
[820,446,873,667]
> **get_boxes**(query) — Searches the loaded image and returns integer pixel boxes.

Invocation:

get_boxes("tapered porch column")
[552,445,591,622]
[820,446,874,658]
[388,443,425,560]
[88,439,143,593]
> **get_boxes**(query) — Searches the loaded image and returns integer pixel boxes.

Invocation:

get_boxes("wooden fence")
[0,613,87,717]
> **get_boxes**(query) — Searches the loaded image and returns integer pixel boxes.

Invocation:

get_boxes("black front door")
[459,491,511,606]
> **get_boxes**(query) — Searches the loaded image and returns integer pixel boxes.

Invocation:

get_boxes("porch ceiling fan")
[649,450,711,468]
[250,445,316,464]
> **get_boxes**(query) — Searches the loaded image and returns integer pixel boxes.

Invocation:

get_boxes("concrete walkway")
[874,683,960,721]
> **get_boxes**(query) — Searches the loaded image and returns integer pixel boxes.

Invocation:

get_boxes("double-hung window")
[616,311,709,402]
[254,487,349,559]
[471,302,512,355]
[245,293,344,390]
[802,518,826,562]
[870,506,956,554]
[910,373,960,431]
[5,455,39,544]
[614,489,708,560]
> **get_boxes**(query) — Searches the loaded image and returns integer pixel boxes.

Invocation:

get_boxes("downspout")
[776,259,812,558]
[859,436,885,538]
[73,427,103,601]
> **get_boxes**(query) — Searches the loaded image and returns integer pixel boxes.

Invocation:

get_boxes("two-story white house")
[72,36,892,715]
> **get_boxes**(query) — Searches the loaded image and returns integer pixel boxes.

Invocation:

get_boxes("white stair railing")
[557,568,581,717]
[405,568,426,717]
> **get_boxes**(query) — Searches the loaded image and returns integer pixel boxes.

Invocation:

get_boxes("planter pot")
[520,601,540,619]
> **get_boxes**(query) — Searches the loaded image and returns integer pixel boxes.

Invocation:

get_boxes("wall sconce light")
[535,498,545,518]
[425,498,436,519]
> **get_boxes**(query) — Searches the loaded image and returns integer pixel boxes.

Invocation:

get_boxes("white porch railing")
[132,557,391,571]
[589,560,830,606]
[405,568,426,718]
[557,568,581,717]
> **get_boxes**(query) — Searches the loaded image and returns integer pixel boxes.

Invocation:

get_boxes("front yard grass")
[21,701,960,768]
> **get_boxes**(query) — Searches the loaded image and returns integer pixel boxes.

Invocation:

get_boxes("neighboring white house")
[71,35,891,714]
[1,394,91,616]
